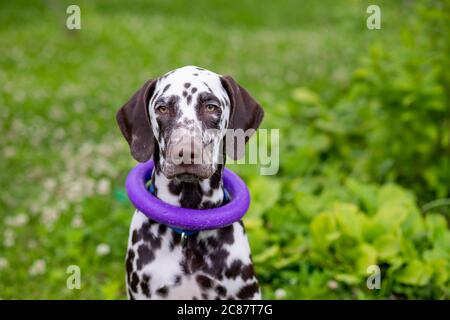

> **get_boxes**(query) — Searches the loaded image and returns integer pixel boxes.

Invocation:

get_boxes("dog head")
[117,66,264,181]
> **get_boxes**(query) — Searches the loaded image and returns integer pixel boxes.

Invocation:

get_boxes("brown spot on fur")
[169,180,182,195]
[136,244,155,270]
[171,232,182,249]
[237,282,259,299]
[130,272,139,292]
[196,274,213,289]
[179,182,202,208]
[225,259,242,279]
[218,224,234,245]
[126,249,135,282]
[139,222,162,249]
[140,274,151,297]
[202,248,229,280]
[201,200,215,209]
[215,285,227,297]
[209,171,221,189]
[207,236,219,248]
[158,224,167,236]
[156,286,168,297]
[131,230,139,244]
[241,264,256,281]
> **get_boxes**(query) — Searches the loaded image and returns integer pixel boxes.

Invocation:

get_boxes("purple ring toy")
[125,160,250,231]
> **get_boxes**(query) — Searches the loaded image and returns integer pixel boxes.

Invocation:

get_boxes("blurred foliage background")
[0,0,449,299]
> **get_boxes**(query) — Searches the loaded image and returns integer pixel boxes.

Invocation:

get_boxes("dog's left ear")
[220,75,264,159]
[116,79,157,162]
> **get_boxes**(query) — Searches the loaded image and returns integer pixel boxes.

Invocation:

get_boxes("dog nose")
[178,148,195,161]
[171,140,202,165]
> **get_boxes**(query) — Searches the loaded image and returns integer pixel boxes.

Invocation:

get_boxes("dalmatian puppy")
[116,66,264,300]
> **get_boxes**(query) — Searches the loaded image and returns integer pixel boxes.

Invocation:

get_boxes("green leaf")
[266,204,300,233]
[356,244,377,275]
[428,259,449,286]
[248,176,281,218]
[335,273,360,285]
[345,178,378,215]
[293,191,323,220]
[292,87,321,105]
[253,245,280,264]
[400,234,419,260]
[373,204,408,233]
[425,214,448,241]
[374,233,400,260]
[396,260,433,286]
[400,205,425,238]
[334,203,363,239]
[310,213,337,250]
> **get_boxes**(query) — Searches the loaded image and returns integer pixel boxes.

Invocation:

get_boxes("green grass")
[1,0,442,299]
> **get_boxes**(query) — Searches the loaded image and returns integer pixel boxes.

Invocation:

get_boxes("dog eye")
[156,105,168,114]
[205,104,218,112]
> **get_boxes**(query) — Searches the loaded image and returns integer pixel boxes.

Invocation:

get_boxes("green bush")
[289,0,450,203]
[246,0,450,299]
[249,177,449,299]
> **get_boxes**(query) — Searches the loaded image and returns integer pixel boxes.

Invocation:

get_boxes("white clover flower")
[0,257,9,270]
[327,280,339,290]
[71,214,84,228]
[275,288,286,299]
[29,259,46,276]
[57,200,68,212]
[3,146,16,158]
[67,181,84,202]
[73,100,85,113]
[3,229,15,247]
[97,178,111,195]
[96,243,110,256]
[5,213,29,227]
[27,240,38,249]
[54,128,65,140]
[13,91,25,103]
[3,81,12,92]
[83,178,96,197]
[43,178,57,192]
[41,206,59,227]
[29,203,40,215]
[49,105,65,120]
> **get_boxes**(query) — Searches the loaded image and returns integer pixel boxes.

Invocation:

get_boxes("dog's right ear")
[116,79,157,162]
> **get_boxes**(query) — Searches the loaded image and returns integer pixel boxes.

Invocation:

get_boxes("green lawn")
[1,0,448,299]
